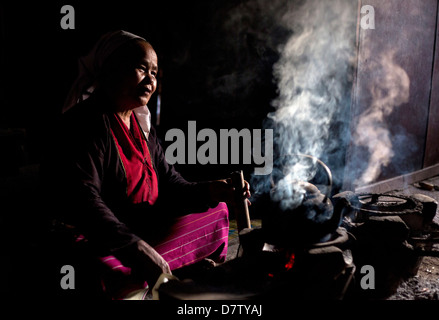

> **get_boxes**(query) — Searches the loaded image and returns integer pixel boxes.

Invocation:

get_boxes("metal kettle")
[263,155,345,247]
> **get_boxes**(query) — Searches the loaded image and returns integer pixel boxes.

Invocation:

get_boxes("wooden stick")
[230,170,251,233]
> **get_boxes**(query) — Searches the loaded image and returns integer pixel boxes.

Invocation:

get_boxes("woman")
[44,30,250,299]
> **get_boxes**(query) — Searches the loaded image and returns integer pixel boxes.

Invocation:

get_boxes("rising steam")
[251,0,356,210]
[351,50,410,187]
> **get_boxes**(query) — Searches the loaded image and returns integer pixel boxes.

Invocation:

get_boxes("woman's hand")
[124,239,171,287]
[208,179,251,206]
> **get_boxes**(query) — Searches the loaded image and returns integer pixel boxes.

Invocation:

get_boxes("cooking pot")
[263,154,347,247]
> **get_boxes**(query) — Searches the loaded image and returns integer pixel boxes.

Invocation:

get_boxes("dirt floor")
[388,256,439,300]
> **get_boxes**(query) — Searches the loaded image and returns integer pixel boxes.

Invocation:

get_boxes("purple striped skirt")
[98,202,229,299]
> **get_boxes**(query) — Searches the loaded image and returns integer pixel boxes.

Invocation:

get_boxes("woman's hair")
[63,30,151,113]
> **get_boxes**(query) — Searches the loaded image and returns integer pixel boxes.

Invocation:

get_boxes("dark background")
[3,0,439,301]
[3,1,439,211]
[1,0,293,299]
[0,0,292,182]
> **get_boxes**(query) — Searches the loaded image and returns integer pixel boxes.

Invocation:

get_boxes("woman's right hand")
[136,240,171,285]
[121,239,171,287]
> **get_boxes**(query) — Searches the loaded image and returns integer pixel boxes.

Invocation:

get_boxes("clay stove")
[158,157,357,300]
[157,157,439,300]
[334,191,439,299]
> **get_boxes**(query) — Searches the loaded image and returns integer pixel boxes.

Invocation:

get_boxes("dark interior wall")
[153,0,287,180]
[3,0,439,188]
[0,0,286,181]
[425,1,439,168]
[344,0,439,190]
[0,0,166,161]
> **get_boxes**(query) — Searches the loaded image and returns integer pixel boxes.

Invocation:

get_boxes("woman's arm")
[56,108,170,285]
[147,126,251,212]
[57,109,141,253]
[147,126,215,213]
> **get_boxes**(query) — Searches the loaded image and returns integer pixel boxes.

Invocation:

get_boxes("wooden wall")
[425,1,439,167]
[344,0,439,190]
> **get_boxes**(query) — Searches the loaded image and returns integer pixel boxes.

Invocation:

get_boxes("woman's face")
[105,40,158,110]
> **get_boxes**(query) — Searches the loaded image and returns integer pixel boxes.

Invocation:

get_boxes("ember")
[284,252,295,271]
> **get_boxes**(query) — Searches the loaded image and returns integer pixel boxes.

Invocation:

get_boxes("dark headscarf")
[63,30,152,137]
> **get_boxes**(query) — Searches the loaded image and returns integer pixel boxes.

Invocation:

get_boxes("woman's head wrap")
[63,30,153,137]
[63,30,146,113]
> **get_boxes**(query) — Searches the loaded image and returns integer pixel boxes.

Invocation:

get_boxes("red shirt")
[110,112,158,205]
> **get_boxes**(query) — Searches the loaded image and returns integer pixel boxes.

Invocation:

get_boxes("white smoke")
[351,49,410,187]
[225,0,412,209]
[259,0,357,210]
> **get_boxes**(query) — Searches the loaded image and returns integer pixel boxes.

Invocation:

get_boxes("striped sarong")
[98,202,229,299]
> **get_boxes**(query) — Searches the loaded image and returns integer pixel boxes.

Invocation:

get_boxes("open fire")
[157,158,439,300]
